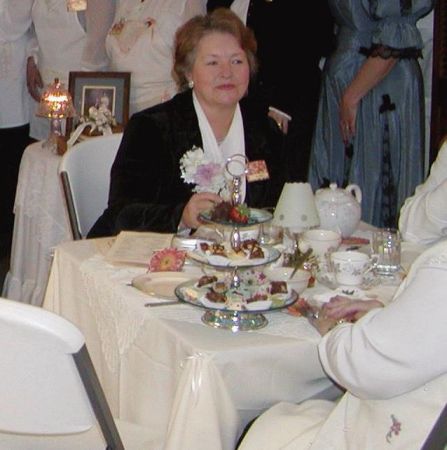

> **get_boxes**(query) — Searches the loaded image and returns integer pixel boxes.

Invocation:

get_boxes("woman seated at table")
[399,139,447,245]
[238,239,447,449]
[88,8,286,237]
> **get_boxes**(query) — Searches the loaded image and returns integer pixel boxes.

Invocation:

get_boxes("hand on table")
[289,298,339,336]
[322,295,384,322]
[294,295,384,336]
[181,192,222,229]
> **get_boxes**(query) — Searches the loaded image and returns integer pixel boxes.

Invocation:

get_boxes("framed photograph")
[67,71,131,137]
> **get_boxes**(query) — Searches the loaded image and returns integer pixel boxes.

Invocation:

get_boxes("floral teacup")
[331,251,373,286]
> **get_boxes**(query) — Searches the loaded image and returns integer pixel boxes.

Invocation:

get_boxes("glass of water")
[371,228,401,275]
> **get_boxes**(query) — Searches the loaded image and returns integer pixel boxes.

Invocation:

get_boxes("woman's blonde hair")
[173,8,258,90]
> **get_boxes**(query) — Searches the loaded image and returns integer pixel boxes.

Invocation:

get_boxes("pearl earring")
[188,79,194,89]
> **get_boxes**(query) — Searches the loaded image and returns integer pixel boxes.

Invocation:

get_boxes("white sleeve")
[81,0,116,71]
[399,141,447,245]
[0,0,33,42]
[318,242,447,400]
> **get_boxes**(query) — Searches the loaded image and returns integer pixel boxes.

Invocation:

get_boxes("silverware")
[145,300,179,307]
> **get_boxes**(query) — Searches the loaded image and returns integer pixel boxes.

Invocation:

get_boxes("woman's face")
[189,31,250,111]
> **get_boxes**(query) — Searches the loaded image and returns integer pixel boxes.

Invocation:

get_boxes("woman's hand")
[308,296,383,336]
[339,91,359,145]
[268,109,290,134]
[181,192,222,229]
[26,56,43,102]
[338,55,397,145]
[309,314,339,336]
[322,295,384,321]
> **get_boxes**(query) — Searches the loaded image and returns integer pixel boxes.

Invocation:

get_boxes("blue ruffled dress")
[309,0,434,227]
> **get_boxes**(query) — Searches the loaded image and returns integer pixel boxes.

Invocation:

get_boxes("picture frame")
[66,71,131,138]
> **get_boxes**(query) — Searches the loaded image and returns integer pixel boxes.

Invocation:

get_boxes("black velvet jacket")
[88,90,287,237]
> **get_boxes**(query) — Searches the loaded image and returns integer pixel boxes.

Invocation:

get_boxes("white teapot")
[314,183,362,237]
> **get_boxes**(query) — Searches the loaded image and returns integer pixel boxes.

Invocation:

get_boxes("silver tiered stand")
[176,155,291,332]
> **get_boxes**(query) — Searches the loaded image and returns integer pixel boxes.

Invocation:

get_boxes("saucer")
[312,286,378,303]
[316,269,379,291]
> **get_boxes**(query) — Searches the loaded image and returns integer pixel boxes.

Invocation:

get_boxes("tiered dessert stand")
[175,156,297,331]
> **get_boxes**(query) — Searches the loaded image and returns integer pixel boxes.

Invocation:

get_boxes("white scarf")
[192,91,246,202]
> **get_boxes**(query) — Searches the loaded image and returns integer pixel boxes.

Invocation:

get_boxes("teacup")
[330,250,372,286]
[300,229,341,259]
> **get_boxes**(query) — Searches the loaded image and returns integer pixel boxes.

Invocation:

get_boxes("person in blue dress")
[309,0,435,228]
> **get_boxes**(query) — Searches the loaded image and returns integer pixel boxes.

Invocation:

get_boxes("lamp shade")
[37,78,76,119]
[273,182,320,231]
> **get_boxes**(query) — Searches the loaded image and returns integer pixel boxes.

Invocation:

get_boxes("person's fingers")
[268,110,289,134]
[340,122,352,144]
[182,192,223,228]
[323,298,383,320]
[197,192,222,203]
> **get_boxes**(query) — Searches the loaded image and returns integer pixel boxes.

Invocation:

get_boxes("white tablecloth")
[2,142,71,306]
[43,238,342,450]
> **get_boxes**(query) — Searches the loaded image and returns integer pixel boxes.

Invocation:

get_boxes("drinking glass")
[258,207,283,245]
[371,228,401,275]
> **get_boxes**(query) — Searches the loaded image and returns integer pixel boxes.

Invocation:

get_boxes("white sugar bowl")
[314,183,362,238]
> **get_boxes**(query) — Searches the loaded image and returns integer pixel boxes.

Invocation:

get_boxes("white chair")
[59,133,123,240]
[0,297,156,449]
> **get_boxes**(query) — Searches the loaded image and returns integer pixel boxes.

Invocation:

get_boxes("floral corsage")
[180,146,228,196]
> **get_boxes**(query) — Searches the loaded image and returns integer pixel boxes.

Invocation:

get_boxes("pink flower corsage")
[148,248,186,272]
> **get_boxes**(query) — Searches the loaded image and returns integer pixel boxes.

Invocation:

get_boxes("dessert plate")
[175,279,298,313]
[132,272,196,300]
[188,242,280,268]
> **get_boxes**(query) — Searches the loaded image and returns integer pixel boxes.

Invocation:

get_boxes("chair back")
[0,297,124,448]
[59,133,122,240]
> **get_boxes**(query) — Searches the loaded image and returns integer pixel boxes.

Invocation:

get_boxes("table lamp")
[37,78,76,153]
[272,182,320,232]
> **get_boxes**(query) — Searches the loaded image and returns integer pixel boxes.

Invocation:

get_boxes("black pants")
[0,124,32,256]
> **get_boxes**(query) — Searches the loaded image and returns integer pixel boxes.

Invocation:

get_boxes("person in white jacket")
[0,2,33,257]
[239,238,447,450]
[26,0,115,140]
[399,139,447,245]
[105,0,206,116]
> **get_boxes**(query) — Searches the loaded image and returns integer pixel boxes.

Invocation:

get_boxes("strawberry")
[228,204,250,224]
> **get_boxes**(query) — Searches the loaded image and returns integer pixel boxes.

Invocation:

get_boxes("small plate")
[132,272,195,299]
[312,286,377,303]
[188,242,280,268]
[199,207,273,227]
[175,279,297,313]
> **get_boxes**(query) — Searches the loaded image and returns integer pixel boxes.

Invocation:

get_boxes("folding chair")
[0,297,155,449]
[59,133,122,240]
